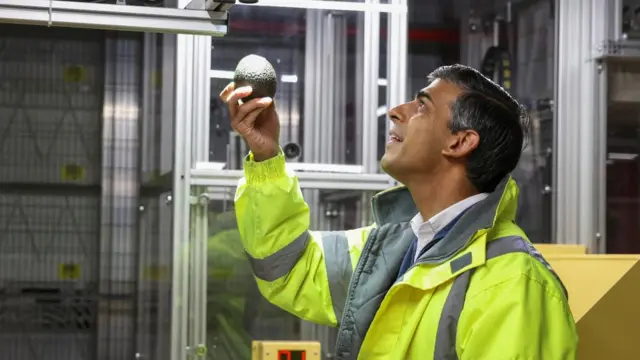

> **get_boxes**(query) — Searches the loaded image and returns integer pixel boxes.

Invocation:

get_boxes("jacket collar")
[371,176,520,262]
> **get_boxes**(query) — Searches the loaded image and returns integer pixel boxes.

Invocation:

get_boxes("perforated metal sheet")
[0,27,103,185]
[0,194,100,283]
[0,23,176,360]
[0,25,103,360]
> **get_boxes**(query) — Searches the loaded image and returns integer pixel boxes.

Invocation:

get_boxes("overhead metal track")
[236,0,406,13]
[0,0,229,35]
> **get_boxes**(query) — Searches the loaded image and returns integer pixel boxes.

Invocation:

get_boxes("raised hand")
[220,82,280,162]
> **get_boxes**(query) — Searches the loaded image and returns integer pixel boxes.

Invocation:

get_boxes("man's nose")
[387,103,407,123]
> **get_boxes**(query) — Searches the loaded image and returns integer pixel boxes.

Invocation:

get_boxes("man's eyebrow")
[415,90,433,104]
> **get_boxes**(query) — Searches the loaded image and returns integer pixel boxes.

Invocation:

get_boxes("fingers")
[233,107,267,134]
[230,97,273,131]
[236,97,272,121]
[221,82,274,133]
[219,82,235,100]
[223,85,252,118]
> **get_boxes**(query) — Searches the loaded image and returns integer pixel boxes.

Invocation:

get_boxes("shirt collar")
[410,192,490,240]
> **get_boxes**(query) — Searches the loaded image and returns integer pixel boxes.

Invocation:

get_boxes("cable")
[480,45,513,92]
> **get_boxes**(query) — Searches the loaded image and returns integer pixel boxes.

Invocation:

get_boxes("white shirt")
[410,193,490,261]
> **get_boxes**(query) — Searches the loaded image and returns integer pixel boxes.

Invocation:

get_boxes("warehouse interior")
[0,0,639,359]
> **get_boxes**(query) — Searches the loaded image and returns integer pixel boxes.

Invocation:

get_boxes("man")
[221,64,578,359]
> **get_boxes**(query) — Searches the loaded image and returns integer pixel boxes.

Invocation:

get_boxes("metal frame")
[387,0,408,109]
[0,0,229,35]
[170,30,194,360]
[191,167,393,191]
[236,0,406,13]
[361,0,381,173]
[554,0,620,251]
[182,1,407,359]
[0,0,405,358]
[169,34,212,360]
[387,0,408,184]
[193,0,407,187]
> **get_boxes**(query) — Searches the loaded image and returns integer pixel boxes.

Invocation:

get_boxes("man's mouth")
[388,132,403,143]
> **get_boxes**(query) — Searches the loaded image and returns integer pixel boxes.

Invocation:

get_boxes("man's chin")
[381,153,406,180]
[380,155,393,174]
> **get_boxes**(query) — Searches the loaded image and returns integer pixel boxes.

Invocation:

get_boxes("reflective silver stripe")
[322,231,353,323]
[433,236,566,360]
[246,231,310,282]
[433,267,475,360]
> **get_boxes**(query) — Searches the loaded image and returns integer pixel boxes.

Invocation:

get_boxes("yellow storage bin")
[546,254,640,360]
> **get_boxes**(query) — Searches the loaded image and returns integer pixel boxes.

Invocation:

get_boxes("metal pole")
[362,0,380,173]
[188,33,211,357]
[169,0,195,350]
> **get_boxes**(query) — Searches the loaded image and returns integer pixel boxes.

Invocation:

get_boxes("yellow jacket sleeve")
[235,152,372,327]
[458,269,578,360]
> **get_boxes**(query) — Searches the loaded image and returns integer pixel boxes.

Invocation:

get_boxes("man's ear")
[442,130,480,158]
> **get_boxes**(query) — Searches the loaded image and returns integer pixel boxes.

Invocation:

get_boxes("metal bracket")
[597,39,640,59]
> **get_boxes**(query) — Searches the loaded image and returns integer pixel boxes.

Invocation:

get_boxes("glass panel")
[511,1,555,243]
[138,33,174,360]
[606,60,640,253]
[378,12,389,163]
[622,0,640,40]
[451,0,555,243]
[0,24,104,359]
[204,187,375,359]
[210,7,387,168]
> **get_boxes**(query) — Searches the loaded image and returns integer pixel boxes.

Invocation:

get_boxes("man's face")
[380,79,463,182]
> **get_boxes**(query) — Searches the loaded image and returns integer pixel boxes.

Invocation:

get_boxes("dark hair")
[428,64,528,193]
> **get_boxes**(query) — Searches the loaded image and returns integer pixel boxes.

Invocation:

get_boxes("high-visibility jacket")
[235,153,579,360]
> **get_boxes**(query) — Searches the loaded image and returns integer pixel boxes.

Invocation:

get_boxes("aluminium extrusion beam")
[387,0,407,111]
[170,31,195,360]
[190,169,395,191]
[194,161,366,174]
[386,0,407,187]
[236,0,406,13]
[186,34,211,358]
[0,0,229,35]
[361,0,381,173]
